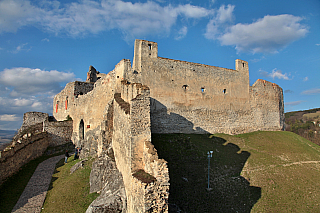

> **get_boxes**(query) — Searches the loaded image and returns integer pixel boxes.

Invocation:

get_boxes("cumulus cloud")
[303,77,308,81]
[0,0,213,39]
[260,68,290,80]
[0,67,76,129]
[0,67,75,95]
[0,114,19,121]
[285,101,303,106]
[205,11,308,53]
[301,88,320,95]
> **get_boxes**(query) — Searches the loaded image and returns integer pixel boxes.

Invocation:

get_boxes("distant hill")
[152,131,320,212]
[285,107,320,145]
[0,130,16,150]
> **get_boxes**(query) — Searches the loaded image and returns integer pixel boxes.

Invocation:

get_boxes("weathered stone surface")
[87,152,126,213]
[70,159,87,174]
[0,112,73,184]
[49,39,283,212]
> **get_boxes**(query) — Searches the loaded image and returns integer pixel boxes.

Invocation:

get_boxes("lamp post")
[207,150,213,191]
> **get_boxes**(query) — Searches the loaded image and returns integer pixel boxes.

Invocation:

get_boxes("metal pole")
[207,151,213,191]
[208,152,210,189]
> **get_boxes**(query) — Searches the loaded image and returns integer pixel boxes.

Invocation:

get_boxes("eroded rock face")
[86,152,127,213]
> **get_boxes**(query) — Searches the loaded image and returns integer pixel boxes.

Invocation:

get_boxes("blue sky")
[0,0,319,130]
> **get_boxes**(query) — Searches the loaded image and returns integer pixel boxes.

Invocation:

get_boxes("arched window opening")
[79,119,84,140]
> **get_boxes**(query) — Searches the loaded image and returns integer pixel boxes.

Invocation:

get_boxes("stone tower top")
[133,39,158,72]
[86,65,99,83]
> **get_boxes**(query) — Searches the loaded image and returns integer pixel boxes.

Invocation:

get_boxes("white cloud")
[0,0,213,39]
[260,68,290,80]
[0,67,75,130]
[303,76,308,82]
[301,88,320,95]
[316,43,320,46]
[0,0,40,33]
[13,98,33,107]
[0,67,75,95]
[206,12,308,53]
[205,4,235,40]
[285,101,303,106]
[216,4,234,23]
[175,26,188,40]
[220,15,308,53]
[0,114,19,121]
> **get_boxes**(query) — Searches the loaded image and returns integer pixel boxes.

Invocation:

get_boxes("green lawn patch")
[152,131,320,213]
[0,153,62,213]
[41,157,99,213]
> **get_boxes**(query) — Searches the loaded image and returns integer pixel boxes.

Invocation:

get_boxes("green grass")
[41,157,99,213]
[152,131,320,213]
[0,153,62,213]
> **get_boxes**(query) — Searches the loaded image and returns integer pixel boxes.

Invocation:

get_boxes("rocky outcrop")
[86,152,127,213]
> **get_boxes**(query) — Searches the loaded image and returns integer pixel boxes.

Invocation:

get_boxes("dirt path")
[11,155,64,213]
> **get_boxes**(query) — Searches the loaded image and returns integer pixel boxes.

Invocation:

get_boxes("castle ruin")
[1,39,284,212]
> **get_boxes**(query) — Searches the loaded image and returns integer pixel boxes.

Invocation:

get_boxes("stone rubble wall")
[44,120,73,146]
[0,113,73,185]
[112,82,169,212]
[250,79,284,131]
[20,112,48,134]
[0,129,48,184]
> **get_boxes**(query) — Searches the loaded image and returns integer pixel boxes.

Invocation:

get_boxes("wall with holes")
[129,39,283,134]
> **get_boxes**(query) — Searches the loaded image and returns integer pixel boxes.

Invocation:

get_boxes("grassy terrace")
[41,157,99,212]
[152,131,320,212]
[1,131,319,212]
[0,153,98,213]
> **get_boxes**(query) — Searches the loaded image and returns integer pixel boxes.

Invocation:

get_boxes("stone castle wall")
[44,121,73,146]
[112,82,169,212]
[49,39,284,212]
[0,127,48,184]
[0,113,73,184]
[128,39,283,135]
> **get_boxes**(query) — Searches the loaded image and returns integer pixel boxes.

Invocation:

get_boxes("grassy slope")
[0,154,59,213]
[152,131,320,213]
[41,157,99,213]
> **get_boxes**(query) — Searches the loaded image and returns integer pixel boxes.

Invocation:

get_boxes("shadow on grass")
[47,158,65,191]
[152,133,261,213]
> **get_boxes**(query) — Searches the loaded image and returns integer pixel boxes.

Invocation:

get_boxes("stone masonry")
[46,39,282,212]
[0,112,73,184]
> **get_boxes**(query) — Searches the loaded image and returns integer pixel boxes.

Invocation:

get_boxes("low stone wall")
[0,116,73,185]
[0,131,48,184]
[45,120,73,146]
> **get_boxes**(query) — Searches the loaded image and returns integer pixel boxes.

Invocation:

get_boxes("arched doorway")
[79,119,84,140]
